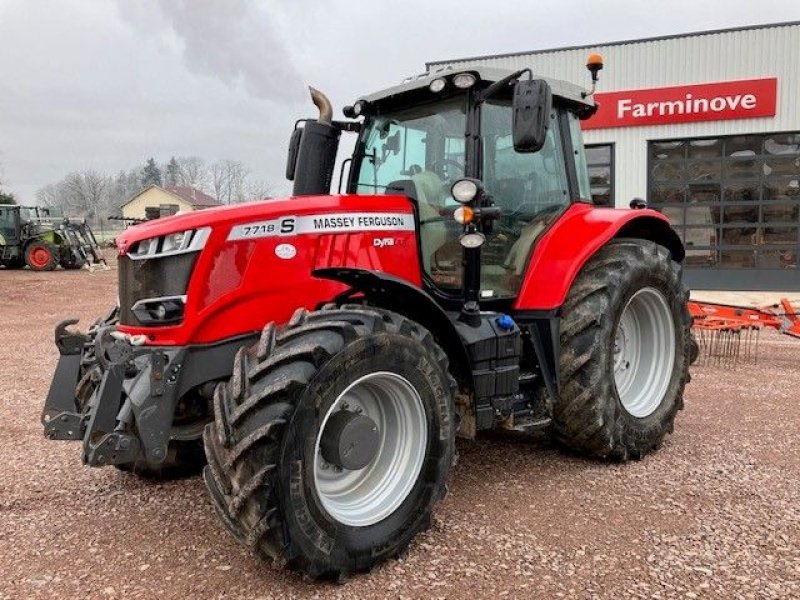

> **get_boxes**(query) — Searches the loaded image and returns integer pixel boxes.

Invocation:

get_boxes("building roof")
[427,20,800,68]
[162,186,220,208]
[120,185,221,210]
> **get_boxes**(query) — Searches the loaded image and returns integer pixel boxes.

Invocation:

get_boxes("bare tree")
[211,159,249,204]
[36,183,61,208]
[36,157,273,218]
[59,170,111,222]
[243,179,273,202]
[175,156,210,191]
[106,169,143,211]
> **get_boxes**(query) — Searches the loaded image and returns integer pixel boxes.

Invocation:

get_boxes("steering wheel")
[430,158,465,179]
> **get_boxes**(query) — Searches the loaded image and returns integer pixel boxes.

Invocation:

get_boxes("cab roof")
[358,65,594,109]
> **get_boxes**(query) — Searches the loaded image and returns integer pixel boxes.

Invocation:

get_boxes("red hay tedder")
[689,298,800,364]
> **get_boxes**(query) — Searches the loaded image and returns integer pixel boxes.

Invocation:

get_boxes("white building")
[428,21,800,291]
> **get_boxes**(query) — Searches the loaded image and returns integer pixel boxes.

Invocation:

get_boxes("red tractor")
[42,59,691,579]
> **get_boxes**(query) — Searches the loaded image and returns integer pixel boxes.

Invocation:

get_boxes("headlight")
[133,237,158,257]
[451,178,482,204]
[128,227,211,260]
[453,73,477,89]
[130,295,187,325]
[429,77,446,93]
[460,232,485,249]
[161,230,190,253]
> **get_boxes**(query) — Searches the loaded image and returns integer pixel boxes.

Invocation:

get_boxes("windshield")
[351,92,581,299]
[354,96,467,198]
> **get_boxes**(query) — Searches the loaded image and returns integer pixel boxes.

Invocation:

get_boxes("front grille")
[118,252,198,326]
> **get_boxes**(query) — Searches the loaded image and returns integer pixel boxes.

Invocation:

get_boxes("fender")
[514,203,684,311]
[313,267,473,393]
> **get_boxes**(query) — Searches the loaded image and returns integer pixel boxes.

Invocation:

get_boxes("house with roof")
[120,185,221,220]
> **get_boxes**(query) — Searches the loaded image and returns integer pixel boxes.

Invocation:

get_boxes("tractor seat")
[386,172,450,273]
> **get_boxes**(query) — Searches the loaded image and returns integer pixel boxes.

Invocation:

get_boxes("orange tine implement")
[688,298,799,364]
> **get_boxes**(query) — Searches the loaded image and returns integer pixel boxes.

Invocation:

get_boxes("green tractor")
[0,204,106,271]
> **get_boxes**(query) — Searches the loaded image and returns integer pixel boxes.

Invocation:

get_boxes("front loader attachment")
[58,220,110,271]
[41,315,180,466]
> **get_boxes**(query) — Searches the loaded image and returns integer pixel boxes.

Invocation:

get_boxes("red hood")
[115,194,412,254]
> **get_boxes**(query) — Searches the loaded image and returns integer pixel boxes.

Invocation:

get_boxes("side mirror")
[285,127,304,181]
[512,79,552,153]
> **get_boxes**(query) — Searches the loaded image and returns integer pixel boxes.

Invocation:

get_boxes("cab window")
[355,97,468,278]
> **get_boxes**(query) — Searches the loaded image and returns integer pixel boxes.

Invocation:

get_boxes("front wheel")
[552,239,690,460]
[203,306,456,579]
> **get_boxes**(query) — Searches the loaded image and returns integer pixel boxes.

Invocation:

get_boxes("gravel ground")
[1,266,799,599]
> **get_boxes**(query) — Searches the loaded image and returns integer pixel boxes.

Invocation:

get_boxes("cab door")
[0,206,20,246]
[476,101,576,298]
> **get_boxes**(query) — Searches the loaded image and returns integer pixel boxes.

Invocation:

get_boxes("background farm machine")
[0,204,106,270]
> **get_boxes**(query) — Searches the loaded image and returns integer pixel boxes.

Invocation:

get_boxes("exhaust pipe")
[290,87,341,196]
[309,86,333,125]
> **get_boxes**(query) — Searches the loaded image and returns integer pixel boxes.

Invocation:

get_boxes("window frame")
[585,143,615,206]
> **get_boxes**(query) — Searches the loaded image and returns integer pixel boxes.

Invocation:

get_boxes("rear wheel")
[551,239,690,460]
[203,306,456,579]
[25,242,58,271]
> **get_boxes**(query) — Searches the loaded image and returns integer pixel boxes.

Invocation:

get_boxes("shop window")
[585,144,614,206]
[649,132,800,273]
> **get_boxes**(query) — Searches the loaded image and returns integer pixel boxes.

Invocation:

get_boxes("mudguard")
[514,203,684,311]
[313,267,473,392]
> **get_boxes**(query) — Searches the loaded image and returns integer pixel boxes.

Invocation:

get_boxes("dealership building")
[428,21,800,290]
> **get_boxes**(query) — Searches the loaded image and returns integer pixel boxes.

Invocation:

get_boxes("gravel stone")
[0,266,798,598]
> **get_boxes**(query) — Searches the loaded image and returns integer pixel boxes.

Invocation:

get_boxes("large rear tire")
[203,306,456,579]
[552,238,690,460]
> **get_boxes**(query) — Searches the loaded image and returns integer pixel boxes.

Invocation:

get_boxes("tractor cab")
[0,204,21,247]
[288,65,603,312]
[347,67,596,300]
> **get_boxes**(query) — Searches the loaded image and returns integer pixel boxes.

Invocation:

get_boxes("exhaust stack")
[309,86,333,125]
[291,87,341,196]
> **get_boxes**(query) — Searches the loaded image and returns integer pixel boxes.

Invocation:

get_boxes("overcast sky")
[1,0,799,203]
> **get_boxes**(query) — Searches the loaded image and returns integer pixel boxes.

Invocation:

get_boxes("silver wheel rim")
[313,372,428,527]
[613,287,676,418]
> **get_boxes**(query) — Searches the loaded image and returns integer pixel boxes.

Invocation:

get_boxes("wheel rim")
[30,247,51,268]
[313,372,428,527]
[613,287,676,418]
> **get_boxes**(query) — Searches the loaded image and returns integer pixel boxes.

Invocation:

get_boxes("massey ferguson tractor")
[42,58,691,579]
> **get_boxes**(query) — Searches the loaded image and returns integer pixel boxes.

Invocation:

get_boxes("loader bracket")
[85,432,140,466]
[43,411,85,441]
[82,360,127,466]
[54,319,86,356]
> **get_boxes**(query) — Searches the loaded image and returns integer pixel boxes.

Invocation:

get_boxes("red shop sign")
[582,78,778,130]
